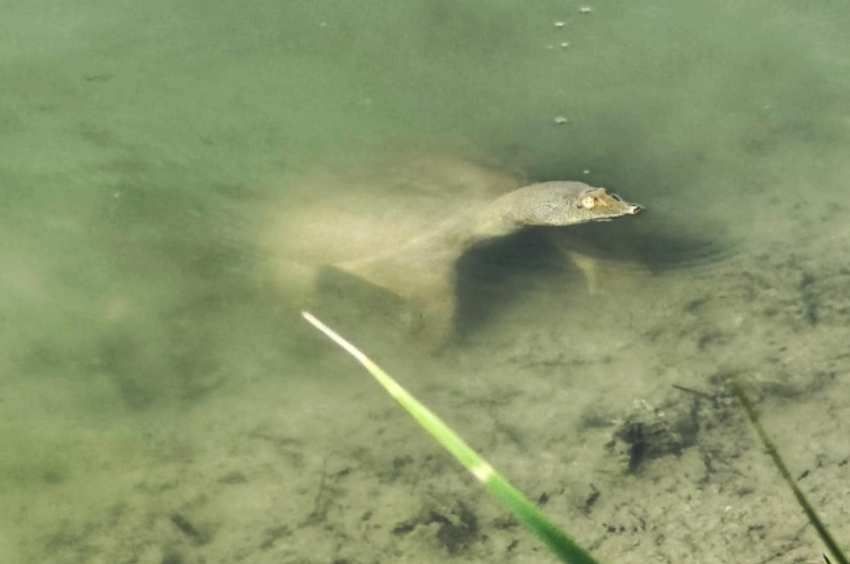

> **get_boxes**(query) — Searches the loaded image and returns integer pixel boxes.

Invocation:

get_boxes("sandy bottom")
[9,168,849,564]
[3,3,849,563]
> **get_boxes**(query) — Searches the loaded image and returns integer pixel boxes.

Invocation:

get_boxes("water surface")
[2,2,849,562]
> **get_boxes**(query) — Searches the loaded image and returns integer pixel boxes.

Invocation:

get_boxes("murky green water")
[2,2,849,563]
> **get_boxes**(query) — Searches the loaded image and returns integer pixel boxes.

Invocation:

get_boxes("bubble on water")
[560,41,571,49]
[554,20,566,28]
[582,169,591,174]
[579,6,593,14]
[553,116,570,125]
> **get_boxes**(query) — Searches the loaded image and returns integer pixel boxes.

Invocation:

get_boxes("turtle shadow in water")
[454,218,729,339]
[454,229,569,338]
[558,215,735,273]
[313,218,728,347]
[312,236,563,347]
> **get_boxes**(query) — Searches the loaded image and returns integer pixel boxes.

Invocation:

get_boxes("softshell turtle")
[261,155,642,343]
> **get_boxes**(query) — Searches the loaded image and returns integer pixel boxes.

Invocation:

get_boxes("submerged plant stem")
[302,311,600,564]
[732,383,848,564]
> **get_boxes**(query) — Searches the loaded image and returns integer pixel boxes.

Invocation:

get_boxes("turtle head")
[470,181,643,243]
[522,182,643,227]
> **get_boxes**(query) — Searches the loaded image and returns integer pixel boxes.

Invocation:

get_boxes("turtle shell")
[260,154,522,293]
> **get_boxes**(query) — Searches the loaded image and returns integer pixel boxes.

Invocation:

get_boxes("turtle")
[260,154,643,343]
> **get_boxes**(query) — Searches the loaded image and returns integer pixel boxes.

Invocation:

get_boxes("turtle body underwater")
[261,155,643,344]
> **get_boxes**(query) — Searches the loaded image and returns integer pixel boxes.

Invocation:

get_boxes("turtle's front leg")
[564,248,600,295]
[547,231,650,295]
[545,231,602,295]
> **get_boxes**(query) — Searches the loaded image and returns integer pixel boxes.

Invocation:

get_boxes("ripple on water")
[550,214,744,274]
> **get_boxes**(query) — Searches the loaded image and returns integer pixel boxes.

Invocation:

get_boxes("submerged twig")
[731,383,848,564]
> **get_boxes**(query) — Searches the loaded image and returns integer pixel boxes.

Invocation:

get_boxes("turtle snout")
[628,204,644,215]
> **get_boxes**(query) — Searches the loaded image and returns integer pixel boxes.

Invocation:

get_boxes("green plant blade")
[302,311,600,564]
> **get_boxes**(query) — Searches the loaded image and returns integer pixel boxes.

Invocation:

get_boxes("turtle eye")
[580,195,597,209]
[611,193,623,202]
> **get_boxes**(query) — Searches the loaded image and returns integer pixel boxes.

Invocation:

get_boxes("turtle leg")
[335,254,460,349]
[546,231,651,295]
[545,233,601,295]
[563,249,600,295]
[545,229,601,295]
